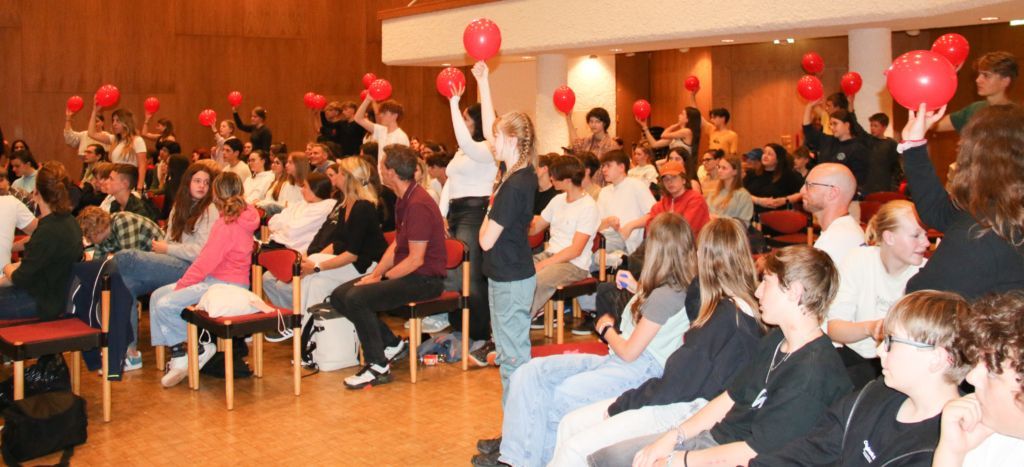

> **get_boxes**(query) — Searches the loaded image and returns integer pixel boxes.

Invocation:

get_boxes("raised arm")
[474,62,496,143]
[87,103,113,144]
[449,82,492,164]
[902,104,956,232]
[233,109,255,133]
[637,118,671,149]
[63,110,82,148]
[353,97,376,133]
[140,114,160,141]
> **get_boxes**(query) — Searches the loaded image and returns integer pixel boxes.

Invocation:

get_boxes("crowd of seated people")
[0,48,1020,467]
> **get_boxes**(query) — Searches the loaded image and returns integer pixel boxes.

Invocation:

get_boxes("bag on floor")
[0,354,71,412]
[1,391,86,466]
[301,302,360,372]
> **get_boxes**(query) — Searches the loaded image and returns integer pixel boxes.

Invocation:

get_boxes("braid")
[500,112,536,182]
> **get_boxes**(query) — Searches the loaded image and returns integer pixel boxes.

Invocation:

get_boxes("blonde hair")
[334,157,379,208]
[865,200,918,245]
[709,155,744,211]
[693,218,762,330]
[495,111,536,182]
[884,290,971,384]
[212,172,246,222]
[111,109,140,145]
[631,213,698,323]
[762,245,839,323]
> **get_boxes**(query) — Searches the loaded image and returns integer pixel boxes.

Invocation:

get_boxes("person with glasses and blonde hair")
[753,290,968,466]
[550,218,764,466]
[826,200,929,388]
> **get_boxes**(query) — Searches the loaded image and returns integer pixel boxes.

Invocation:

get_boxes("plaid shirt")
[94,211,163,256]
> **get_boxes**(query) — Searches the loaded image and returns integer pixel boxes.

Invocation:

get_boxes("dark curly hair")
[956,290,1024,402]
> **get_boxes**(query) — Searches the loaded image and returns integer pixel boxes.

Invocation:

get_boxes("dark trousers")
[69,261,134,378]
[0,287,37,320]
[330,273,444,366]
[446,197,491,341]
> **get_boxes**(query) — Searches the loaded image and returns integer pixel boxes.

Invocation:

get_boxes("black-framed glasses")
[883,335,935,352]
[803,181,835,189]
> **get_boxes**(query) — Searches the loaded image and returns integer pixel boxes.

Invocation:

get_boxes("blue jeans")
[114,250,192,347]
[487,276,536,404]
[0,286,37,319]
[149,277,242,347]
[499,351,663,467]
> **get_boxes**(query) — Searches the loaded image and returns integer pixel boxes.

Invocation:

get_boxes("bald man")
[800,163,865,264]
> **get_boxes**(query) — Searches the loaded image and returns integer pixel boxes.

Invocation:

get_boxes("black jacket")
[751,379,939,467]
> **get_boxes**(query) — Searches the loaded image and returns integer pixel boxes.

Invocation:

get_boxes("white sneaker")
[161,356,188,388]
[197,342,216,370]
[343,363,392,389]
[383,339,409,363]
[420,315,450,334]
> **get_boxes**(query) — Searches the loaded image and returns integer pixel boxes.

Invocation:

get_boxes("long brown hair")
[36,162,73,215]
[948,105,1024,246]
[709,155,744,211]
[169,163,219,242]
[211,172,246,223]
[692,218,762,329]
[631,212,698,323]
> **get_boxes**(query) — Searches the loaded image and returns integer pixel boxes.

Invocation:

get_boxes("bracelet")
[683,450,690,467]
[598,324,612,344]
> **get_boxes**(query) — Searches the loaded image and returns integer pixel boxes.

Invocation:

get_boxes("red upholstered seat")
[532,341,609,358]
[0,319,102,360]
[0,317,39,328]
[409,291,461,319]
[864,191,907,203]
[552,277,598,301]
[182,307,297,338]
[759,210,809,234]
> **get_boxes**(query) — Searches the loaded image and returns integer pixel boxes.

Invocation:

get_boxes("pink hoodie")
[175,205,259,290]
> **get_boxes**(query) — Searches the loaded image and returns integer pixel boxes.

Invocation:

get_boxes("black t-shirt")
[327,200,387,273]
[319,113,365,157]
[484,166,538,281]
[378,186,398,233]
[863,136,902,194]
[533,185,557,216]
[710,329,853,454]
[744,169,804,213]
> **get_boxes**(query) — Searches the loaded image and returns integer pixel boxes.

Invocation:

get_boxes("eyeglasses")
[883,335,935,352]
[701,158,714,162]
[803,181,835,189]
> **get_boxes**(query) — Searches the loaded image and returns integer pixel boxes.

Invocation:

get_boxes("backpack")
[1,391,87,466]
[300,301,360,372]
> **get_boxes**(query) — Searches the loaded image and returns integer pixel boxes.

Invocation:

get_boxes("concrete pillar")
[535,54,569,154]
[848,28,894,136]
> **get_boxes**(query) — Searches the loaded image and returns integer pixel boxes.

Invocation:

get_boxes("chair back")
[864,191,907,203]
[383,230,397,245]
[759,210,809,234]
[528,229,546,250]
[444,238,467,270]
[258,248,300,283]
[859,201,882,224]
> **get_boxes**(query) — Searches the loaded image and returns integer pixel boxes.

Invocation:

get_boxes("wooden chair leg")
[461,308,469,371]
[359,346,365,366]
[224,338,234,410]
[187,324,199,390]
[292,325,301,396]
[103,371,112,422]
[13,358,24,400]
[71,351,81,395]
[409,318,420,383]
[155,345,165,370]
[572,299,582,319]
[253,332,264,378]
[556,300,565,345]
[544,301,553,338]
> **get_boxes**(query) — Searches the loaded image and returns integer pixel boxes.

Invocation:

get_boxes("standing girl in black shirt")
[232,105,272,153]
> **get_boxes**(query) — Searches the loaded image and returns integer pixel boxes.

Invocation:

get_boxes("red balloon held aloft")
[632,99,652,120]
[886,50,958,111]
[797,75,824,101]
[66,95,84,113]
[801,52,825,75]
[840,72,863,96]
[198,109,218,127]
[436,67,467,98]
[463,18,502,61]
[931,33,970,69]
[303,92,317,109]
[95,84,120,108]
[552,85,575,114]
[684,76,700,92]
[144,97,160,114]
[360,89,368,101]
[227,91,243,107]
[368,79,392,101]
[362,73,377,89]
[312,94,327,110]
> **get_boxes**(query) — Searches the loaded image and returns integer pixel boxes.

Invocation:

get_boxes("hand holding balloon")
[449,82,466,100]
[471,61,489,82]
[66,95,85,114]
[902,103,947,142]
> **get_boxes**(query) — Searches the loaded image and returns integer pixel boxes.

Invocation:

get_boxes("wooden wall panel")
[648,47,713,153]
[614,53,650,151]
[174,0,246,36]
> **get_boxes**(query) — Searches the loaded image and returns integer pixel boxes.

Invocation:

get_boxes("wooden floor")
[9,314,590,466]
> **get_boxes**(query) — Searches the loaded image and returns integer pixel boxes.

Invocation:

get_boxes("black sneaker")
[476,436,502,455]
[471,451,509,466]
[468,340,495,367]
[530,314,546,330]
[343,363,392,389]
[571,313,597,336]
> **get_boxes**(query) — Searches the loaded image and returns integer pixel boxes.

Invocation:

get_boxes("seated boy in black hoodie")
[751,290,968,466]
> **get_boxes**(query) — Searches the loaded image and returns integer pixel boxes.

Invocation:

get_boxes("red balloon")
[368,79,392,101]
[360,89,369,101]
[886,50,958,111]
[362,73,377,89]
[143,97,160,114]
[312,94,327,110]
[198,109,218,127]
[436,67,467,98]
[931,33,970,68]
[463,18,502,61]
[632,99,652,120]
[840,72,863,96]
[66,95,84,113]
[95,84,120,108]
[801,52,825,75]
[227,91,243,107]
[797,75,824,101]
[684,76,700,92]
[552,85,576,114]
[303,92,317,109]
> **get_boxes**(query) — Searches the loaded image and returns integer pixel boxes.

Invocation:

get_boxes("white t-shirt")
[244,171,276,204]
[541,193,600,271]
[440,147,497,217]
[963,433,1024,467]
[110,136,148,166]
[268,199,338,253]
[826,246,925,358]
[814,215,865,265]
[597,177,657,254]
[223,160,252,181]
[63,129,112,155]
[0,196,35,275]
[372,123,410,164]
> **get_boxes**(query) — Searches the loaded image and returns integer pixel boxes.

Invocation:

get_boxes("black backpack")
[1,391,87,466]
